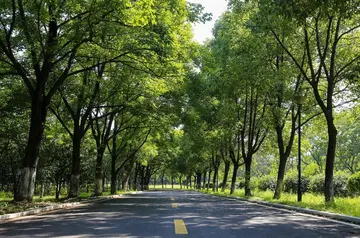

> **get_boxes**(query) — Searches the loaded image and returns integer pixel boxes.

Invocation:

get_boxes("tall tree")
[0,0,160,201]
[257,0,360,201]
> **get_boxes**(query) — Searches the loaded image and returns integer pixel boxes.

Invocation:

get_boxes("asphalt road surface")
[1,190,360,238]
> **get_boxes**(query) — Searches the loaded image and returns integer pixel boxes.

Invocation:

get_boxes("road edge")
[0,191,141,221]
[200,191,360,225]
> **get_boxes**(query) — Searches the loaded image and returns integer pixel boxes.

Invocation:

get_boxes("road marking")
[172,203,178,208]
[174,219,188,234]
[170,197,175,201]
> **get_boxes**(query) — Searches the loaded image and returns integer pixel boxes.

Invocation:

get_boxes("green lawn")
[200,189,360,217]
[0,190,134,215]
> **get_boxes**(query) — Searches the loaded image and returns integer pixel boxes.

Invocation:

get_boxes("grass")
[200,188,360,217]
[0,190,134,215]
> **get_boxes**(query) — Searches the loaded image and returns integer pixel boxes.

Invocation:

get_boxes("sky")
[187,0,228,43]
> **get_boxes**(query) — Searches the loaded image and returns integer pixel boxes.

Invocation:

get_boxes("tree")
[0,0,161,202]
[257,0,360,202]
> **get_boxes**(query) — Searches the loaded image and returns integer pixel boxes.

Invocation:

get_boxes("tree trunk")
[161,176,164,188]
[274,154,287,199]
[202,171,206,190]
[140,166,145,190]
[325,122,337,202]
[15,97,47,202]
[171,176,174,189]
[230,165,239,194]
[244,158,252,197]
[110,134,117,195]
[55,180,61,200]
[222,160,230,192]
[133,162,140,191]
[110,160,117,195]
[68,130,81,198]
[40,182,44,198]
[94,146,106,196]
[179,175,182,189]
[122,175,130,191]
[144,166,151,190]
[207,170,212,191]
[193,175,197,189]
[212,168,218,192]
[196,172,201,190]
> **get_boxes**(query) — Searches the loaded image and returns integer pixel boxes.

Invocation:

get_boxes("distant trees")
[175,0,360,203]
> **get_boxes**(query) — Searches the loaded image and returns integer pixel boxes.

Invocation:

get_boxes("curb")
[202,192,360,225]
[0,191,142,221]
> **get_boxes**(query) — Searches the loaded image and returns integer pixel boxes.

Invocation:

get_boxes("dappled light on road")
[1,191,360,237]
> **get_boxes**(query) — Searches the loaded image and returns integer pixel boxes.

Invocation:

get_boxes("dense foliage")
[1,0,360,206]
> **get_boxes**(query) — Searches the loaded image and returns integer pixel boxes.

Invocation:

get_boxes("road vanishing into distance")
[1,190,360,238]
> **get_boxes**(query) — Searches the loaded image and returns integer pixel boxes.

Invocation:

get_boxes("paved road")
[1,190,360,237]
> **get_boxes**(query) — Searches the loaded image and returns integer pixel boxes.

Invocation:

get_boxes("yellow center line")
[172,203,178,208]
[174,219,188,235]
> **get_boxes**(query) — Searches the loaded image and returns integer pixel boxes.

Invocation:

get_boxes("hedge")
[348,172,360,196]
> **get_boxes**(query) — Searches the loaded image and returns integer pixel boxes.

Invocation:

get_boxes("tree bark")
[111,158,117,194]
[196,172,201,189]
[230,165,239,194]
[207,170,212,191]
[40,182,44,198]
[15,95,47,202]
[68,130,81,198]
[222,160,230,192]
[154,175,157,188]
[212,168,218,192]
[133,162,140,190]
[110,133,117,195]
[325,122,337,202]
[274,154,287,199]
[202,171,207,190]
[94,146,106,196]
[244,158,252,196]
[273,109,296,199]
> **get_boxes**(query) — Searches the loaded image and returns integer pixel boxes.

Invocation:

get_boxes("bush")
[218,182,230,189]
[309,174,324,194]
[205,183,214,189]
[284,175,310,194]
[348,172,360,196]
[0,191,12,199]
[310,173,349,197]
[238,179,245,189]
[333,172,349,197]
[258,175,276,191]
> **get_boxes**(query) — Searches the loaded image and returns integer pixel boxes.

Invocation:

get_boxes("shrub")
[309,174,324,194]
[310,173,349,197]
[237,179,257,190]
[348,172,360,196]
[218,182,230,189]
[284,175,310,194]
[303,162,320,177]
[333,172,349,197]
[205,183,214,189]
[258,175,276,191]
[0,191,12,199]
[238,179,245,189]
